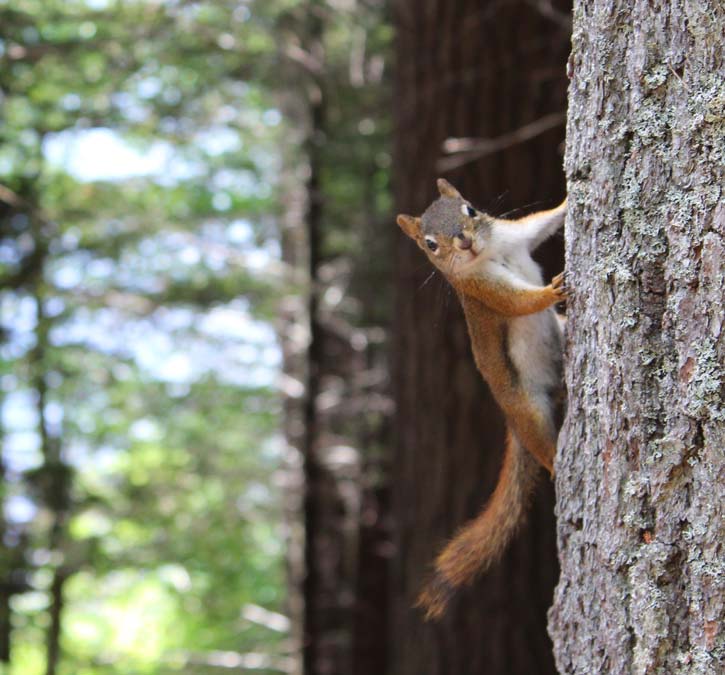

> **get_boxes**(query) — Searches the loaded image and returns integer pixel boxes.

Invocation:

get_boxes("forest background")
[1,1,573,674]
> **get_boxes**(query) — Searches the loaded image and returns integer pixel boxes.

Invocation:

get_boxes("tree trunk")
[299,11,337,675]
[45,570,66,675]
[392,1,570,673]
[277,5,393,674]
[29,237,73,675]
[549,2,725,673]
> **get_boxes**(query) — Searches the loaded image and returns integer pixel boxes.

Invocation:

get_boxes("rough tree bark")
[550,2,725,673]
[393,1,570,673]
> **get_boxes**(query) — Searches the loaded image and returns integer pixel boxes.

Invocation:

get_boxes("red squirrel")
[397,178,567,619]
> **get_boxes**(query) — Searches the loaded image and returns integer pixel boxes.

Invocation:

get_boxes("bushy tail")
[416,431,540,620]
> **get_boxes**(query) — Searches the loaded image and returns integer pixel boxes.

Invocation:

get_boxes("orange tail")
[416,431,540,620]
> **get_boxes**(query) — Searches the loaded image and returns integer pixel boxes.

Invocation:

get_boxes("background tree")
[272,3,393,674]
[392,1,570,673]
[549,1,725,673]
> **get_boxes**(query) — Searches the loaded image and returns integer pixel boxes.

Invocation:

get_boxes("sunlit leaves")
[1,2,293,674]
[2,0,393,673]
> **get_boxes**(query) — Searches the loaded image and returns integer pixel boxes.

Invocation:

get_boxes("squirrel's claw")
[551,271,568,299]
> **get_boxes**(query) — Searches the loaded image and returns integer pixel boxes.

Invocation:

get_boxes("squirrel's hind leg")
[498,394,558,475]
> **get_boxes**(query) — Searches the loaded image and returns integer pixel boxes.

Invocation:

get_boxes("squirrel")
[397,178,567,620]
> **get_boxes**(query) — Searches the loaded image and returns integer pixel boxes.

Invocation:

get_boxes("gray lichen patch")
[642,63,669,93]
[630,98,672,145]
[684,342,724,420]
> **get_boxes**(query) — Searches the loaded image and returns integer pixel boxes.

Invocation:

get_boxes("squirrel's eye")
[424,237,438,252]
[461,204,477,218]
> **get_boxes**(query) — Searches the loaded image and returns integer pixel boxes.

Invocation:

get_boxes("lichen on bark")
[549,1,725,673]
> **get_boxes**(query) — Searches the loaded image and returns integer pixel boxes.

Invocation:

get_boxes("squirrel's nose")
[456,233,472,250]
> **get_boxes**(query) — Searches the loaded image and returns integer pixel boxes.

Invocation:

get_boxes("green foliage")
[1,0,391,672]
[0,1,300,673]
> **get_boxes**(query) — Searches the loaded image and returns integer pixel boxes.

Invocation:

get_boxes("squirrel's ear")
[437,178,461,199]
[396,214,421,240]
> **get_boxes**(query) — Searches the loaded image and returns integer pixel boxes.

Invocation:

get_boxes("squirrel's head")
[397,178,493,279]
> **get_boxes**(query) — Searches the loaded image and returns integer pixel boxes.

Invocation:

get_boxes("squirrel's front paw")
[550,272,568,300]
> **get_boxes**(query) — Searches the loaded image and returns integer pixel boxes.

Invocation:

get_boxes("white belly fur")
[509,310,561,393]
[504,247,562,394]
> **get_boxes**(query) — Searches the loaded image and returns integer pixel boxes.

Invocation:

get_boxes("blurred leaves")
[1,1,294,674]
[1,0,391,672]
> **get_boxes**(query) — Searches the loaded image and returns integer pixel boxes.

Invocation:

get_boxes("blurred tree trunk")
[45,570,66,675]
[0,446,9,663]
[392,1,570,673]
[24,216,73,675]
[549,2,725,672]
[298,12,337,675]
[277,4,392,675]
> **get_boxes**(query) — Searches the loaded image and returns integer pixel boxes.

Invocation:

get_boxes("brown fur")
[416,432,539,619]
[456,272,566,318]
[457,292,559,473]
[397,179,566,619]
